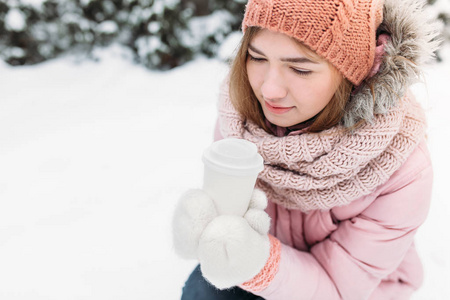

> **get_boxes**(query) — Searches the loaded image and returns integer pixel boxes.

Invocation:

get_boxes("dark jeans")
[181,265,265,300]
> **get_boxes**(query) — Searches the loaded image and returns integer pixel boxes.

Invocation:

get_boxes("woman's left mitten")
[172,189,218,259]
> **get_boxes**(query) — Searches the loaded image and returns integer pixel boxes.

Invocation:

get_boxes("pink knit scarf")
[218,86,427,212]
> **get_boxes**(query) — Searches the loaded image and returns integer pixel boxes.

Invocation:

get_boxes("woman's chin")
[266,115,302,128]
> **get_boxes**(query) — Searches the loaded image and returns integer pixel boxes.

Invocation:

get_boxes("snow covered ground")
[0,44,449,299]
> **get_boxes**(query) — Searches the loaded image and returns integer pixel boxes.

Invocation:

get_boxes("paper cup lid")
[202,138,264,176]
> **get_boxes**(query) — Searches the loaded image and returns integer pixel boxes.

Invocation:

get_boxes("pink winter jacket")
[214,122,433,300]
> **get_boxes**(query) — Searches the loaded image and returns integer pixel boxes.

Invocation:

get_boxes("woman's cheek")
[247,65,261,93]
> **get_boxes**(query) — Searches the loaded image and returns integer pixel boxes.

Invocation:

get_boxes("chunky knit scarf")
[218,86,427,212]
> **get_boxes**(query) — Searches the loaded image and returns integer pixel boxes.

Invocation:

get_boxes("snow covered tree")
[427,0,450,60]
[0,0,447,69]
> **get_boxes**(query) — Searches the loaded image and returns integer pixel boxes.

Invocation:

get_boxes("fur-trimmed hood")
[343,0,442,128]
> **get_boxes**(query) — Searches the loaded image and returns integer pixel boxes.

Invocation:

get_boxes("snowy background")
[1,25,450,300]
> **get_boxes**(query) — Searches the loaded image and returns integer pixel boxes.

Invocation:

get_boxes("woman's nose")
[260,70,288,101]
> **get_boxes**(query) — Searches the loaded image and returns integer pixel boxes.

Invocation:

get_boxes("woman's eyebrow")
[248,44,319,64]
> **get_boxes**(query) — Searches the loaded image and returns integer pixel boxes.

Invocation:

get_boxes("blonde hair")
[229,27,355,134]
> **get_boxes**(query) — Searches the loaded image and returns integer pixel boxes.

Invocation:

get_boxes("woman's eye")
[291,68,312,76]
[248,54,265,62]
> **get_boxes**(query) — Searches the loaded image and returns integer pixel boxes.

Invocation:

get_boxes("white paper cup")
[202,138,264,216]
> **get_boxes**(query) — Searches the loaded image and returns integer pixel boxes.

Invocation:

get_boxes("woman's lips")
[264,101,294,114]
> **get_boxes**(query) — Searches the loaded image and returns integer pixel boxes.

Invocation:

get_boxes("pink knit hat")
[242,0,385,85]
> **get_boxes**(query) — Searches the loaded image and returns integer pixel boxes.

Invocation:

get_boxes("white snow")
[186,10,235,49]
[18,0,46,9]
[429,0,450,16]
[136,36,165,58]
[189,10,235,38]
[6,47,26,58]
[0,44,449,299]
[5,8,27,32]
[147,21,160,34]
[98,20,119,34]
[217,31,243,62]
[151,0,179,15]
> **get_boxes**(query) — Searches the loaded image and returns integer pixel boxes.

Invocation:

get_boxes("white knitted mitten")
[198,189,271,289]
[172,189,218,259]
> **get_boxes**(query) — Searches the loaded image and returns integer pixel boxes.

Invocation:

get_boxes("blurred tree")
[181,0,209,16]
[427,0,450,61]
[0,0,447,69]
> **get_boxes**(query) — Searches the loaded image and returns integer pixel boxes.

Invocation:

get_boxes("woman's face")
[246,29,343,128]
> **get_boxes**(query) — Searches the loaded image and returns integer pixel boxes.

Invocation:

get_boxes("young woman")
[173,0,441,299]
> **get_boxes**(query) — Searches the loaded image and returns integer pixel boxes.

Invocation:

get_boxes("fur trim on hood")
[343,0,442,128]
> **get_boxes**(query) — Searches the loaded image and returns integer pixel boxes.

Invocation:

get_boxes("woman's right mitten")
[172,189,218,259]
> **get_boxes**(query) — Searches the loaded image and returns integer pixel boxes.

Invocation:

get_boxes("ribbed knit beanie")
[242,0,385,85]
